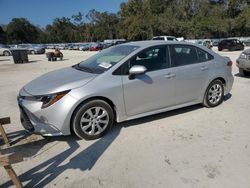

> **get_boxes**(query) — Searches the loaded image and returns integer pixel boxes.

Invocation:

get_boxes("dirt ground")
[0,47,250,188]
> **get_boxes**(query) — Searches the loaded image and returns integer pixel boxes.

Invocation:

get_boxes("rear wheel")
[239,68,245,76]
[203,80,224,108]
[218,48,222,51]
[72,100,114,140]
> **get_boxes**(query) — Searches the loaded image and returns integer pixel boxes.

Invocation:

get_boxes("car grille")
[19,105,34,132]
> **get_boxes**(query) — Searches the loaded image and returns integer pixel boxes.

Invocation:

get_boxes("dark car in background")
[17,44,45,54]
[218,39,244,51]
[89,43,103,51]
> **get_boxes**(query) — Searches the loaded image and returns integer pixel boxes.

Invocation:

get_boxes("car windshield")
[74,45,139,74]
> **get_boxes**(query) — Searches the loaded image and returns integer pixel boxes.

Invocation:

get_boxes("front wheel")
[203,80,224,108]
[72,100,114,140]
[3,51,11,56]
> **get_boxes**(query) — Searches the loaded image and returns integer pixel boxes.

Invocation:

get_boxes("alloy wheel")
[80,107,109,136]
[208,84,223,105]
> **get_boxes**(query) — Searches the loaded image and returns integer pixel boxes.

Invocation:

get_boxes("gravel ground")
[0,48,250,188]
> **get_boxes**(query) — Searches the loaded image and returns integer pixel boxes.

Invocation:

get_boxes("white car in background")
[0,44,11,56]
[152,36,178,41]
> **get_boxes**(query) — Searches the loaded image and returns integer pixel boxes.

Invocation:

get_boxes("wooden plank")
[0,154,23,167]
[0,117,11,125]
[0,124,10,147]
[4,165,23,188]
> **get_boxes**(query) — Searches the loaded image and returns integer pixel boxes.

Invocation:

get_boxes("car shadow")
[224,93,232,102]
[0,130,48,158]
[7,130,31,145]
[234,73,250,78]
[119,104,203,129]
[27,60,42,63]
[0,101,231,187]
[1,126,121,188]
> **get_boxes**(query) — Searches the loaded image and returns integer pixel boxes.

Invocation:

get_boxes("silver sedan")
[17,41,234,140]
[236,49,250,76]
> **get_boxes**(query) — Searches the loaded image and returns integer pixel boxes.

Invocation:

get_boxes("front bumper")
[17,89,78,136]
[18,104,62,136]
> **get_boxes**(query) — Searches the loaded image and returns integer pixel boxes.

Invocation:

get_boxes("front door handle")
[201,66,208,71]
[164,73,176,79]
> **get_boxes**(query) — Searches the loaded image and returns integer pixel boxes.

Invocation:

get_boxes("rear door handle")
[201,66,208,71]
[164,73,176,79]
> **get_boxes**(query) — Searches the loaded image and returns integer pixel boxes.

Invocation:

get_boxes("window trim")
[113,45,170,75]
[169,44,214,68]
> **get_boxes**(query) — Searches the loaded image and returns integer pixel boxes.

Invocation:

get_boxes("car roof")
[118,40,219,57]
[121,40,195,48]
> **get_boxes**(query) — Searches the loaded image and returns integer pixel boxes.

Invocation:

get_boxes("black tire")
[72,100,114,140]
[239,68,245,76]
[218,48,222,51]
[203,80,224,108]
[3,51,11,56]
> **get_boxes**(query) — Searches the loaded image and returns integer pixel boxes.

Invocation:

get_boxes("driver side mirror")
[128,65,147,80]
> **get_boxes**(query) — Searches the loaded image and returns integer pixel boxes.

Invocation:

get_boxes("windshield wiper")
[73,64,94,73]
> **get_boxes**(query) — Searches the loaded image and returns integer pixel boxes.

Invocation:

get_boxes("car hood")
[23,67,97,96]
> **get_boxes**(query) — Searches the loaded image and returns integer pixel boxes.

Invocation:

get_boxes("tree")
[6,18,39,44]
[118,0,153,40]
[0,26,7,44]
[42,17,78,43]
[85,9,119,41]
[227,0,248,17]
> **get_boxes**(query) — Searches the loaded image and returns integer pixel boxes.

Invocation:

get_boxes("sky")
[0,0,127,28]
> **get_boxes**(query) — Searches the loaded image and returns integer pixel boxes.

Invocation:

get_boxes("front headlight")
[40,90,70,109]
[239,53,247,59]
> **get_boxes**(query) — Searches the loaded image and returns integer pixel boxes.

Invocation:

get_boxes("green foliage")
[6,18,39,44]
[0,26,7,44]
[4,0,250,43]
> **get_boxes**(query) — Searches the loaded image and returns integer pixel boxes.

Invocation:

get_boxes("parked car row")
[43,40,128,52]
[0,44,46,56]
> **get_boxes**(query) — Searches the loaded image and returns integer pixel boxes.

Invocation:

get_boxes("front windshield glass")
[75,45,139,73]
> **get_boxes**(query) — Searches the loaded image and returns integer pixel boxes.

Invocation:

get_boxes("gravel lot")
[0,48,250,188]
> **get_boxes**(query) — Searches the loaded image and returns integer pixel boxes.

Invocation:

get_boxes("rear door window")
[170,45,198,67]
[196,48,213,62]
